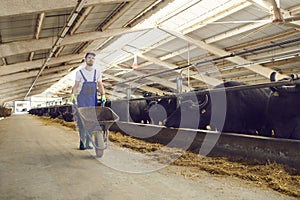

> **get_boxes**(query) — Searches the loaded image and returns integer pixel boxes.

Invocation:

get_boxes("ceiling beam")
[246,0,272,12]
[101,1,136,30]
[108,0,251,65]
[105,74,166,96]
[0,87,51,106]
[0,74,65,92]
[35,12,45,39]
[246,45,300,61]
[0,75,66,93]
[61,28,136,46]
[113,62,191,91]
[132,69,188,91]
[181,0,251,34]
[204,19,270,44]
[28,52,35,61]
[28,12,45,63]
[109,1,300,85]
[25,0,88,97]
[269,0,283,20]
[139,52,222,86]
[54,46,64,57]
[0,54,83,76]
[69,6,94,35]
[1,58,7,65]
[0,65,72,85]
[225,30,300,52]
[0,27,146,58]
[1,0,136,17]
[98,1,253,88]
[0,37,53,58]
[159,27,288,80]
[108,44,220,90]
[289,5,300,15]
[2,82,55,98]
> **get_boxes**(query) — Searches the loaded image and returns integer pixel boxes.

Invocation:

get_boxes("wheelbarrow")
[74,105,119,157]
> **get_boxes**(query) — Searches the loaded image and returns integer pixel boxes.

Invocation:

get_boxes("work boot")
[79,141,86,150]
[85,138,93,149]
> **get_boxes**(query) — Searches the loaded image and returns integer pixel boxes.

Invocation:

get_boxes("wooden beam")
[1,0,136,17]
[69,6,94,35]
[1,58,7,65]
[0,87,50,106]
[105,74,166,95]
[112,63,191,91]
[54,46,64,57]
[159,27,288,80]
[139,53,222,86]
[181,0,251,34]
[0,65,72,85]
[0,27,142,57]
[28,52,35,61]
[35,12,45,39]
[1,78,62,95]
[0,54,83,76]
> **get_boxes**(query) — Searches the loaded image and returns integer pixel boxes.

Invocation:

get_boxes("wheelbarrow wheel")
[94,130,104,157]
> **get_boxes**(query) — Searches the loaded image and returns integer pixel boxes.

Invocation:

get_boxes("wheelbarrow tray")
[77,106,119,131]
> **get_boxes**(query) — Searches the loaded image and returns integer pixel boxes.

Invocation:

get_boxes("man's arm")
[70,80,80,103]
[72,81,80,94]
[98,81,106,104]
[97,81,105,95]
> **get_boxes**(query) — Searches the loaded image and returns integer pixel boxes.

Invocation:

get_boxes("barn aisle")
[0,114,296,200]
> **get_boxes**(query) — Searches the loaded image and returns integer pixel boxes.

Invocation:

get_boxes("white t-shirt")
[75,68,102,94]
[75,68,102,82]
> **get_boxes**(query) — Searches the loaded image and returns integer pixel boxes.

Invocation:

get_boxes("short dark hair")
[85,52,96,58]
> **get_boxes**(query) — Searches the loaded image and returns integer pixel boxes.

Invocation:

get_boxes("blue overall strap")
[79,70,87,82]
[93,70,97,82]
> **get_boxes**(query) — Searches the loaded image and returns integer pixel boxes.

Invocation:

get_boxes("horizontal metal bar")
[127,78,300,102]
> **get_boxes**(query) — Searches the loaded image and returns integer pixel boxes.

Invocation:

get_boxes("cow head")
[270,72,300,95]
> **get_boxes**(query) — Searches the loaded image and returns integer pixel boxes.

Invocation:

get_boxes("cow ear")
[270,72,278,93]
[270,71,276,82]
[290,73,300,80]
[270,87,278,93]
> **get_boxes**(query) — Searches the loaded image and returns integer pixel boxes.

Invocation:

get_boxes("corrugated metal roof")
[0,0,300,105]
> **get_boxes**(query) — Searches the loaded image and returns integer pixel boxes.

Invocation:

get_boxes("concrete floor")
[0,114,296,200]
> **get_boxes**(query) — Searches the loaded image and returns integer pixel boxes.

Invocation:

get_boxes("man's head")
[85,52,96,67]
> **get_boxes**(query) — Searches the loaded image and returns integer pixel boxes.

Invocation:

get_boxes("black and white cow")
[266,72,300,139]
[49,107,60,119]
[165,81,271,135]
[58,105,74,122]
[108,99,151,123]
[147,96,178,125]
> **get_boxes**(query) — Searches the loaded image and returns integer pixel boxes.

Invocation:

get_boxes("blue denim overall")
[77,69,97,149]
[77,70,97,107]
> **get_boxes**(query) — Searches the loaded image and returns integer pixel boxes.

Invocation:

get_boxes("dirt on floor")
[40,116,300,198]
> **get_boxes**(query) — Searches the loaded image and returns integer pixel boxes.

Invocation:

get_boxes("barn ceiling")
[1,0,300,106]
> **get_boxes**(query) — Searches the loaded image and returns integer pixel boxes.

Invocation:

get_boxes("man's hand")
[70,94,76,103]
[100,94,106,104]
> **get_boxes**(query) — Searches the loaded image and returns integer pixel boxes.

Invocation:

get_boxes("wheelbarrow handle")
[98,99,106,107]
[71,100,79,116]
